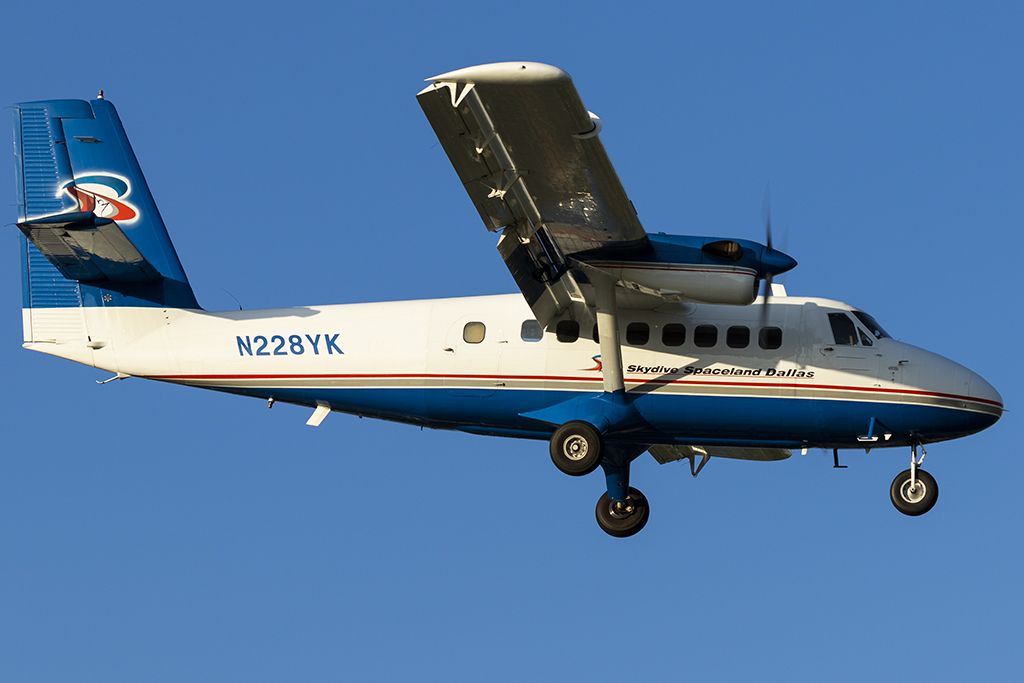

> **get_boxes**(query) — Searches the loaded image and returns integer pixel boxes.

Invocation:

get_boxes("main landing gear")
[889,443,939,516]
[595,486,650,538]
[550,423,649,538]
[549,275,649,538]
[550,421,603,476]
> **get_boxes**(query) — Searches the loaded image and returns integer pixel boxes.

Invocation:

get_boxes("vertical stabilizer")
[13,97,199,347]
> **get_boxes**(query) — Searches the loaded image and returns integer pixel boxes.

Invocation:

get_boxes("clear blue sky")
[2,1,1021,680]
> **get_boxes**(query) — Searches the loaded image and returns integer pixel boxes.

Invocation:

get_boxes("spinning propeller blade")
[761,189,774,327]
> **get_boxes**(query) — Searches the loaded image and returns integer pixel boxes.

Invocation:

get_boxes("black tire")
[889,468,939,516]
[549,421,602,476]
[595,486,650,538]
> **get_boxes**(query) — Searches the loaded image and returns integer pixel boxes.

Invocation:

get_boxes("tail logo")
[62,174,138,222]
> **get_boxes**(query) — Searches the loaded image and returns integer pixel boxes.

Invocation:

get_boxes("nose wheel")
[890,444,939,516]
[890,469,938,516]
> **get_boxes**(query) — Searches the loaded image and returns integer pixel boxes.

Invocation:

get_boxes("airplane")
[11,62,1002,537]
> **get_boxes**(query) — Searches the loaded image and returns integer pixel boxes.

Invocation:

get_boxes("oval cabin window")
[626,322,650,346]
[520,320,543,342]
[463,321,486,344]
[556,320,580,343]
[727,326,750,349]
[758,327,783,350]
[694,325,718,348]
[662,324,686,347]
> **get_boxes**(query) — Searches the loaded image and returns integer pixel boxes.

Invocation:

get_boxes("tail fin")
[13,97,199,345]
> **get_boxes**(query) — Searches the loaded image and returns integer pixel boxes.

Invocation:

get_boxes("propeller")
[760,189,775,328]
[756,188,798,326]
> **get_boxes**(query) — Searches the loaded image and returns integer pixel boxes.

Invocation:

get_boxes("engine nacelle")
[588,260,757,304]
[574,233,796,305]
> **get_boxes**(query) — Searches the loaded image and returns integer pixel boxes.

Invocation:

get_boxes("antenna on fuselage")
[221,288,243,310]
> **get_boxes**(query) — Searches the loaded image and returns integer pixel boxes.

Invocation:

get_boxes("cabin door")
[434,317,504,398]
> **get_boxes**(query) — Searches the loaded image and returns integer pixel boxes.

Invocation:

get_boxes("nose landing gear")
[889,443,939,516]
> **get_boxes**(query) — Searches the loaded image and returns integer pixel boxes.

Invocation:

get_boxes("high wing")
[417,62,648,327]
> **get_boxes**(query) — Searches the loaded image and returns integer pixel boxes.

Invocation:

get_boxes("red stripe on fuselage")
[146,372,1003,408]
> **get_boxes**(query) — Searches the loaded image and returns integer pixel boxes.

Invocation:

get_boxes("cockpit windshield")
[852,311,891,339]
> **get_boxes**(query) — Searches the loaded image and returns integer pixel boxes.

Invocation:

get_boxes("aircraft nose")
[968,370,1003,413]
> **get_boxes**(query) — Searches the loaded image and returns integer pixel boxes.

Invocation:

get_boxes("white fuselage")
[23,293,1002,449]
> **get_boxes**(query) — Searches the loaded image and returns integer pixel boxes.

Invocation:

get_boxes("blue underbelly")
[216,386,997,448]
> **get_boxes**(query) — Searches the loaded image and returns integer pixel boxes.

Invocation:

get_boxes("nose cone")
[762,247,797,276]
[968,370,1003,414]
[892,343,1003,438]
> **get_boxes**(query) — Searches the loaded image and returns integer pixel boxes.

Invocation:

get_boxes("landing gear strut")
[547,274,650,537]
[890,443,939,516]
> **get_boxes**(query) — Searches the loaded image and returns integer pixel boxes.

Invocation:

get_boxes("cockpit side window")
[852,311,891,339]
[858,328,873,346]
[828,313,857,346]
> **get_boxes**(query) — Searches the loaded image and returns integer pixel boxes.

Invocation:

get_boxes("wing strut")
[593,275,624,394]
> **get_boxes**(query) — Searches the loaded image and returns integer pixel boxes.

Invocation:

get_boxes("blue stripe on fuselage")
[193,385,997,448]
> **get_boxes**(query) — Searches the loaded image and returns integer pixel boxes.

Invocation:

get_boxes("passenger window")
[828,313,857,345]
[759,327,783,350]
[520,319,543,342]
[662,323,686,347]
[626,322,650,346]
[556,320,580,343]
[463,321,486,344]
[726,326,750,349]
[694,325,718,348]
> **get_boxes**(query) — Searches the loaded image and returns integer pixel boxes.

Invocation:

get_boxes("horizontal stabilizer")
[18,211,160,283]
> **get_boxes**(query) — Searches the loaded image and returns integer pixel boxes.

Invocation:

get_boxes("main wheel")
[889,468,939,516]
[595,486,650,538]
[549,421,602,476]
